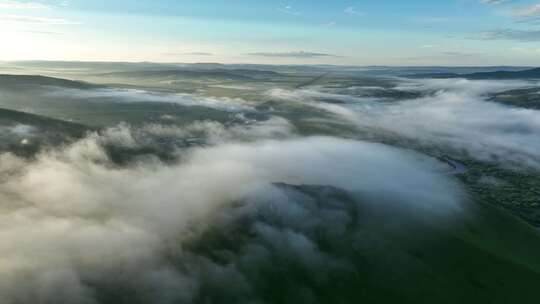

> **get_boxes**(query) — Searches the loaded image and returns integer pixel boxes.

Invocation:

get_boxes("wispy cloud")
[509,3,540,20]
[400,51,484,61]
[277,5,300,16]
[442,51,482,57]
[413,16,451,24]
[163,52,214,56]
[510,46,540,54]
[19,29,62,35]
[0,14,80,25]
[477,28,540,41]
[479,0,511,5]
[323,21,336,27]
[0,0,48,9]
[344,6,363,16]
[183,52,213,56]
[247,51,339,58]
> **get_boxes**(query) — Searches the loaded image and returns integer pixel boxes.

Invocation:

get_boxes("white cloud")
[323,21,336,27]
[510,46,540,54]
[268,79,540,170]
[277,5,300,16]
[0,14,80,25]
[344,6,363,16]
[44,87,254,112]
[477,28,540,41]
[507,2,540,20]
[0,0,48,9]
[480,0,510,4]
[247,51,339,58]
[0,123,463,302]
[413,16,451,24]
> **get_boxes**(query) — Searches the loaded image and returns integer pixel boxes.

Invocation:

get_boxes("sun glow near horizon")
[0,0,539,66]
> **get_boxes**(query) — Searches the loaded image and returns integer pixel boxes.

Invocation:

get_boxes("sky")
[0,0,540,66]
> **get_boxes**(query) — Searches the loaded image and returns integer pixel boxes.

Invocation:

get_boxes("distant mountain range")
[97,68,283,80]
[407,67,540,80]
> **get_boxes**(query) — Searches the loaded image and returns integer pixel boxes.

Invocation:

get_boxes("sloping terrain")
[0,74,100,90]
[0,107,89,156]
[490,87,540,110]
[0,65,540,303]
[180,184,540,304]
[407,67,540,80]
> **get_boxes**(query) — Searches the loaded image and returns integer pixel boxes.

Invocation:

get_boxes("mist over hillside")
[0,61,540,303]
[3,0,540,301]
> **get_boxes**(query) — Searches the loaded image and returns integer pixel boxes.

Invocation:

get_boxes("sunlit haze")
[1,0,540,65]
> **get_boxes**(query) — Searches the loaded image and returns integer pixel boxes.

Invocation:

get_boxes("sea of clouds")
[2,74,538,302]
[270,78,540,169]
[0,116,464,303]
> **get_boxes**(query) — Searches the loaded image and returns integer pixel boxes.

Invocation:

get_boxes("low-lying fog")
[1,71,539,303]
[0,119,463,303]
[270,78,540,169]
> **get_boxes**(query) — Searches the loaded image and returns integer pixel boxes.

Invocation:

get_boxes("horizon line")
[0,60,536,69]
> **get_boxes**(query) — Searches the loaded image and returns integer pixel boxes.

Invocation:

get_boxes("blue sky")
[1,0,540,65]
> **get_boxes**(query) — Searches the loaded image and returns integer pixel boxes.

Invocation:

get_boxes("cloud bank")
[45,87,255,112]
[269,78,540,170]
[0,119,463,303]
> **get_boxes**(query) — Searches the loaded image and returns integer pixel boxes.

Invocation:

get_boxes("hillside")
[0,74,99,90]
[184,183,540,304]
[0,107,90,156]
[407,67,540,80]
[97,68,282,81]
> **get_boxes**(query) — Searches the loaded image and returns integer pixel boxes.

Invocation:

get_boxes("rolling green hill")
[0,107,90,156]
[183,183,540,304]
[0,74,100,90]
